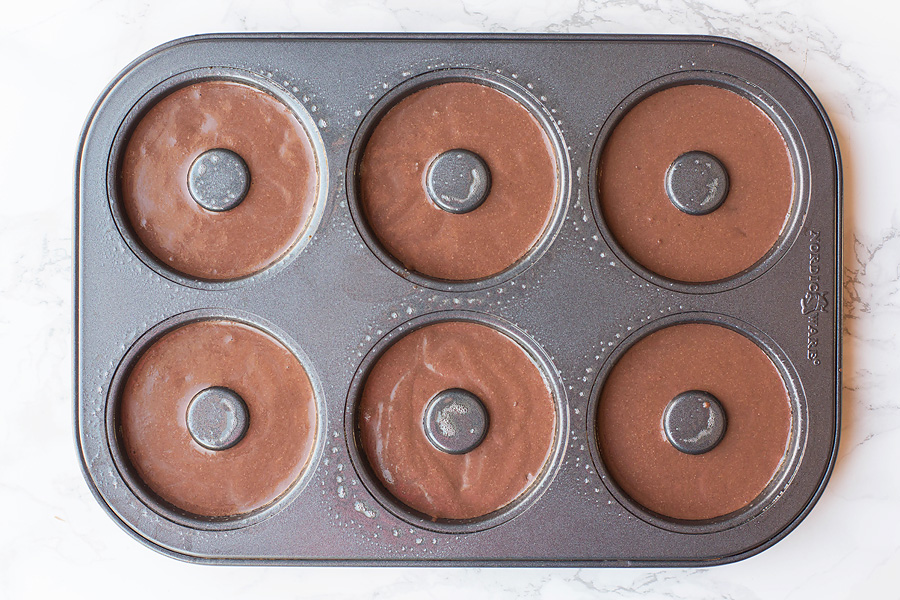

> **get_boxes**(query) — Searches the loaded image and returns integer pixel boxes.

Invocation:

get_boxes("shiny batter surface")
[359,81,558,281]
[119,320,317,517]
[597,323,792,520]
[599,84,794,283]
[358,321,556,520]
[120,80,319,280]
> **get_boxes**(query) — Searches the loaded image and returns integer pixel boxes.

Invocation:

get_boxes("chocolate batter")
[120,80,319,281]
[359,81,558,281]
[357,321,556,520]
[596,323,792,521]
[118,319,318,517]
[598,84,794,283]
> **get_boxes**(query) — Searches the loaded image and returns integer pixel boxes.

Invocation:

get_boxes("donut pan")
[75,33,841,566]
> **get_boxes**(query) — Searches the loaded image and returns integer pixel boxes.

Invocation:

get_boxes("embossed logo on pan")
[802,228,827,366]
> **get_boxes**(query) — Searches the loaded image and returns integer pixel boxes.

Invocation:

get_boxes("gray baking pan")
[75,33,841,566]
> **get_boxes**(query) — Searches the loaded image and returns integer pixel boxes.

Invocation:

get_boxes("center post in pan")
[662,389,727,455]
[664,150,729,216]
[186,386,250,451]
[425,149,492,214]
[188,148,251,212]
[423,388,490,454]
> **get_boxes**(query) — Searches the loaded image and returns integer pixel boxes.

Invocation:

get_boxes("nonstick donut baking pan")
[75,33,842,566]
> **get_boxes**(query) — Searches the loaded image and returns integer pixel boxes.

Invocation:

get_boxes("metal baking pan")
[75,33,841,566]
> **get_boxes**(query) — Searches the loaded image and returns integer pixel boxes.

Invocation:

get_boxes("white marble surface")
[1,0,899,597]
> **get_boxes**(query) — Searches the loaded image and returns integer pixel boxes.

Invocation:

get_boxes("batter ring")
[357,320,557,520]
[358,80,559,282]
[119,79,319,281]
[596,322,792,521]
[598,84,794,283]
[118,319,318,518]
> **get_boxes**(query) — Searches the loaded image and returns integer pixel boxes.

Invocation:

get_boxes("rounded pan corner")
[75,33,252,161]
[73,421,202,564]
[72,440,246,566]
[688,34,843,169]
[691,417,840,569]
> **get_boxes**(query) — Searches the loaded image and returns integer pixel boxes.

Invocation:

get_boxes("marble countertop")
[1,0,898,597]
